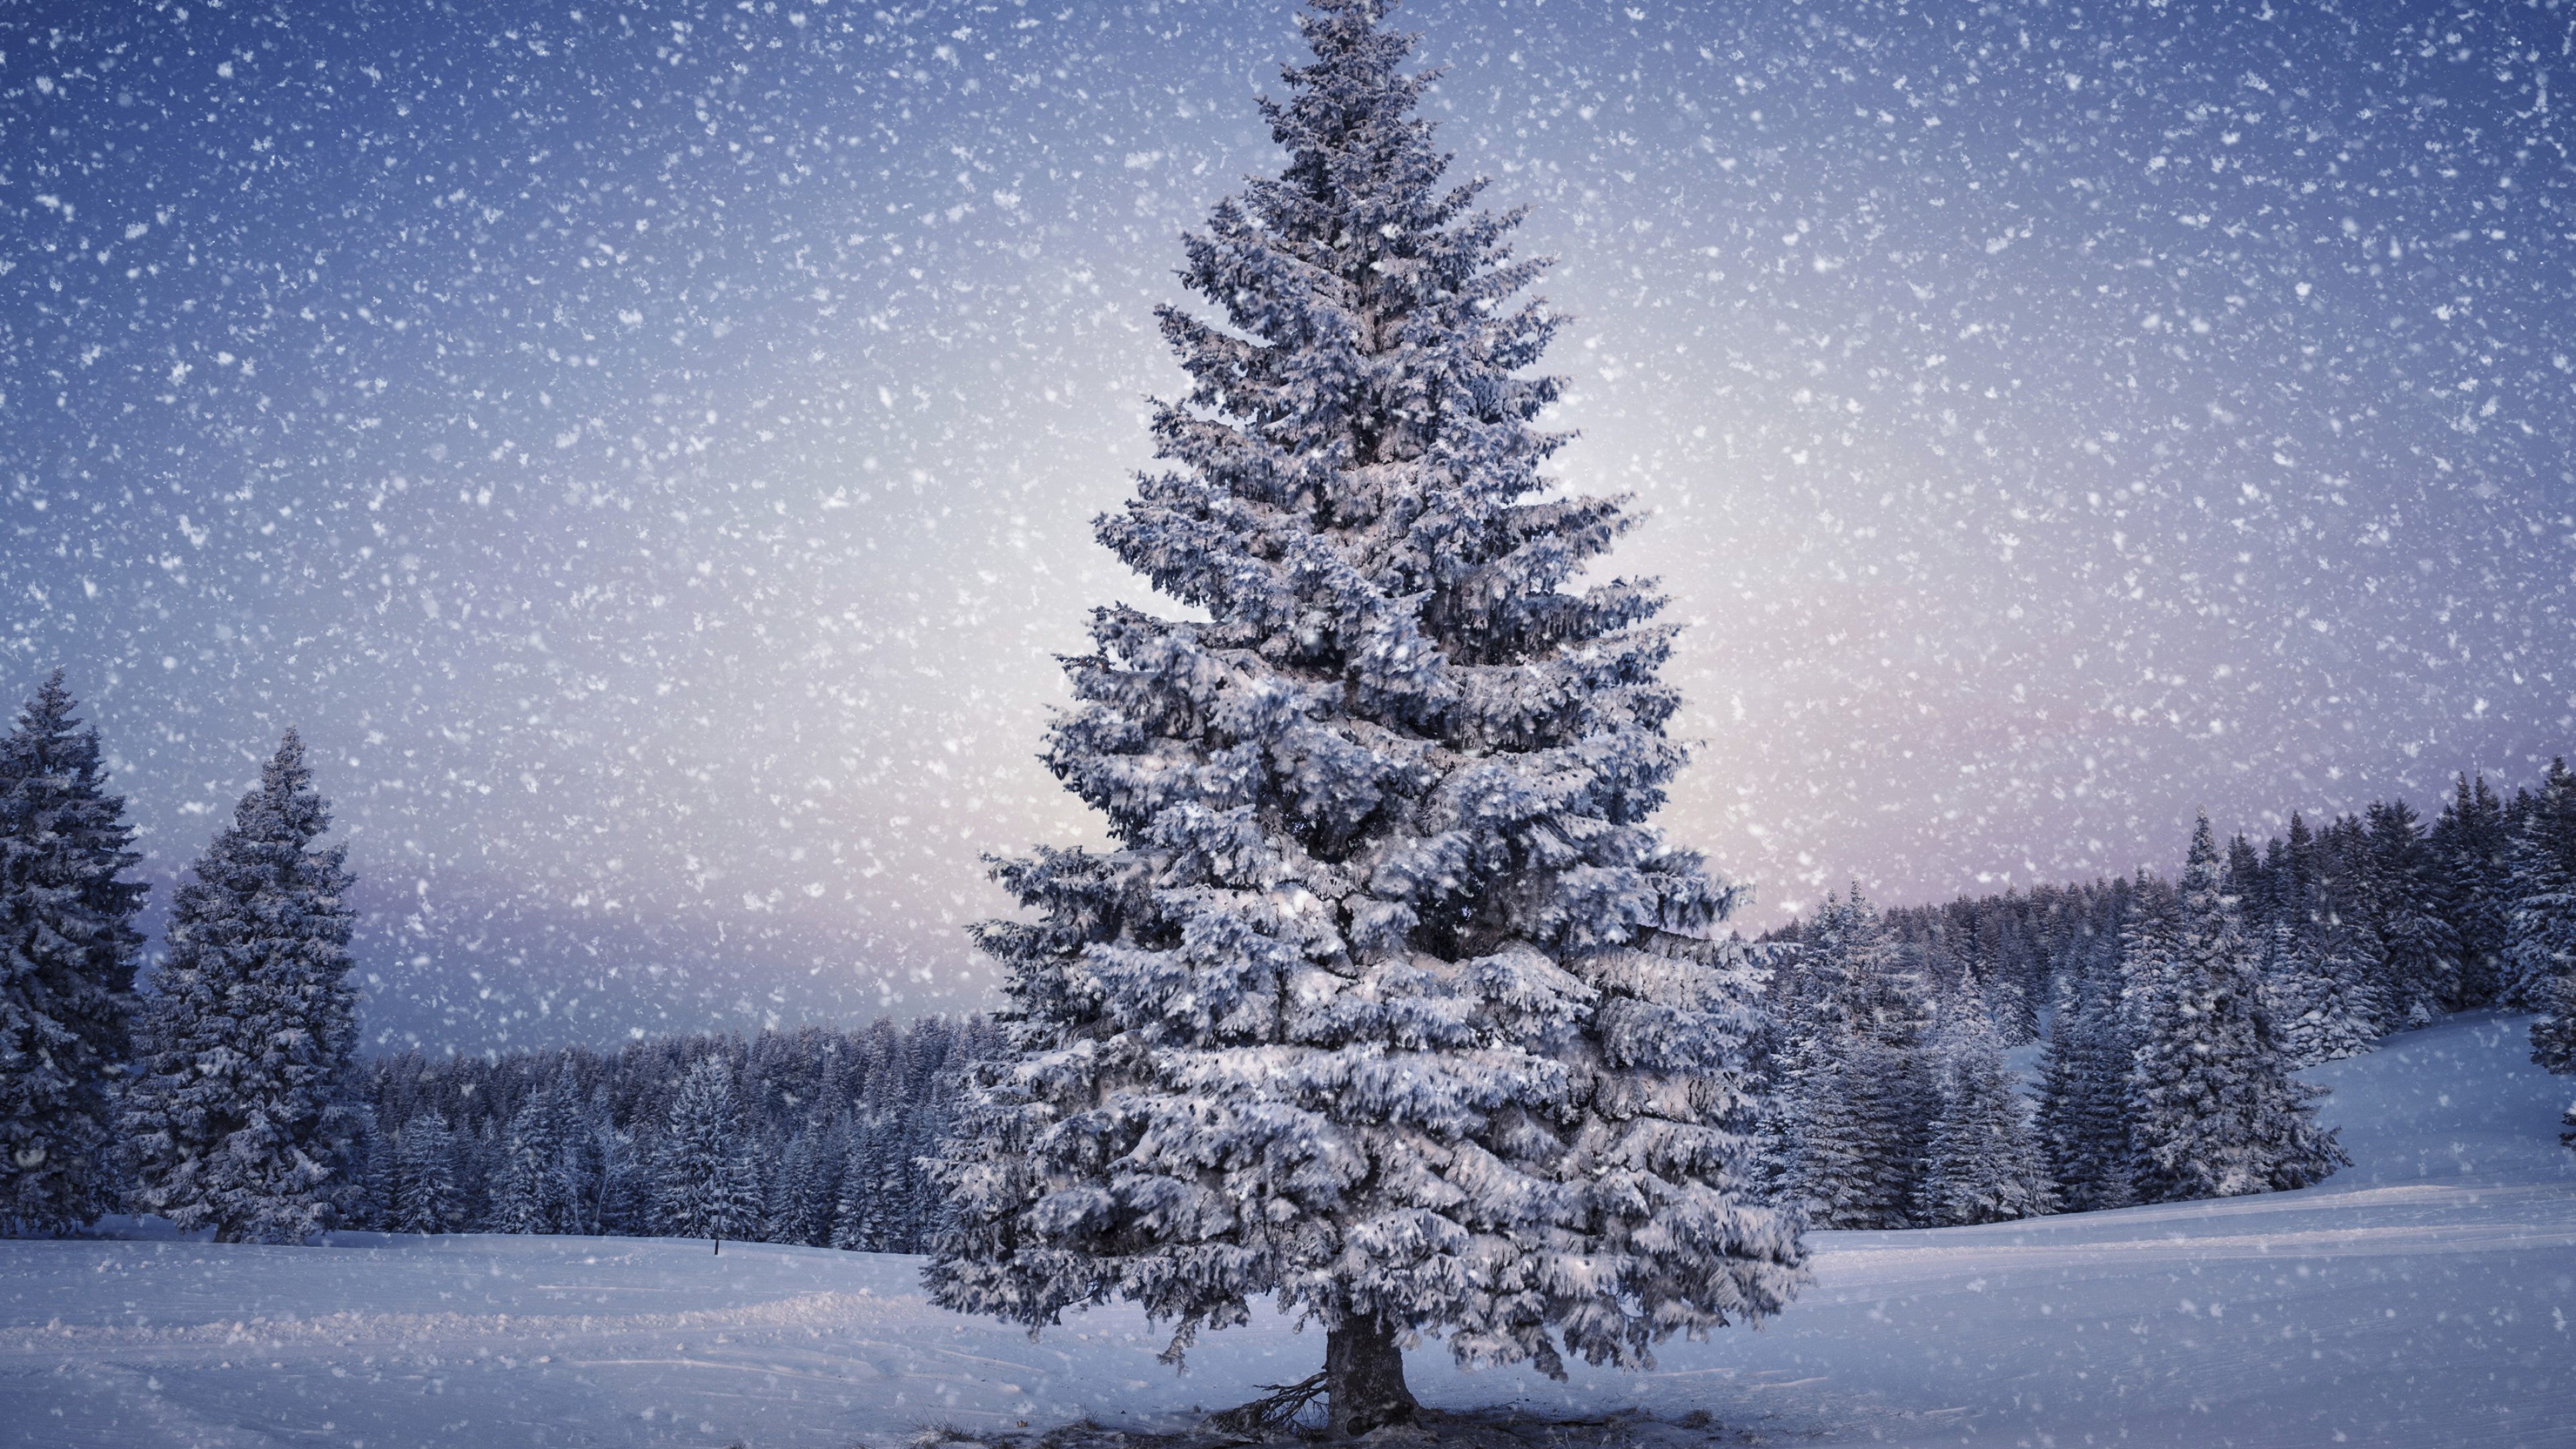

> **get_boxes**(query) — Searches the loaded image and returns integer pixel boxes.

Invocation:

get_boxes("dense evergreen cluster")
[343,1014,993,1252]
[1764,758,2576,1225]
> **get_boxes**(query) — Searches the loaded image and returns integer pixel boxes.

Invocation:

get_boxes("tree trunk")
[1324,1312,1416,1438]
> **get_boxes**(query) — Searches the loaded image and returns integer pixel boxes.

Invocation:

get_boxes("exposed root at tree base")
[1200,1372,1328,1436]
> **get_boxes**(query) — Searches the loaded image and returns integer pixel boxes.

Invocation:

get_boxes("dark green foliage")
[121,730,361,1244]
[0,672,147,1237]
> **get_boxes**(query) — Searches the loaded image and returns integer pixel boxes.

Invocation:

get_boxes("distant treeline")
[338,1015,1000,1250]
[1759,760,2576,1228]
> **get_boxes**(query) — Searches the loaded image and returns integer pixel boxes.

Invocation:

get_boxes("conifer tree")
[2263,813,2373,1067]
[924,3,1802,1431]
[1917,981,2054,1226]
[121,730,363,1244]
[2532,973,2576,1075]
[0,671,148,1236]
[1776,888,1929,1228]
[2365,800,2461,1024]
[343,1115,393,1231]
[655,1056,762,1252]
[391,1109,464,1235]
[484,1081,578,1234]
[2433,772,2510,1007]
[829,1116,881,1252]
[2503,759,2576,1012]
[588,1097,647,1237]
[2530,973,2576,1148]
[2035,939,2135,1214]
[2127,814,2345,1202]
[768,1124,840,1247]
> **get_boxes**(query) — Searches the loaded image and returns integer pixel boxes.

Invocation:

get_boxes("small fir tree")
[2365,800,2461,1024]
[120,729,363,1244]
[923,3,1803,1432]
[2035,943,2136,1214]
[2432,773,2511,1007]
[2127,814,2346,1202]
[767,1124,840,1247]
[1776,888,1931,1228]
[655,1055,763,1252]
[2528,975,2576,1149]
[391,1110,464,1235]
[1916,981,2055,1226]
[828,1116,882,1252]
[484,1082,579,1235]
[0,671,149,1236]
[2503,760,2576,1013]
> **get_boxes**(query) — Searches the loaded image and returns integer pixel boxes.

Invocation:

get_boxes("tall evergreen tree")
[0,671,148,1236]
[2127,814,2345,1202]
[655,1055,762,1252]
[767,1123,840,1248]
[2264,813,2376,1067]
[120,730,362,1244]
[923,3,1803,1432]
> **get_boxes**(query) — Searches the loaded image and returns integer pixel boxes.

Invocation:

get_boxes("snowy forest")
[1760,760,2576,1229]
[9,651,2573,1254]
[345,1014,994,1250]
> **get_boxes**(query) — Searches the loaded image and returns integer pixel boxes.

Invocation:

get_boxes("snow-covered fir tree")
[1774,887,1931,1228]
[2433,772,2511,1007]
[2502,759,2576,1013]
[342,1115,393,1231]
[655,1055,763,1252]
[923,2,1803,1431]
[766,1122,841,1248]
[2127,814,2345,1202]
[587,1096,647,1238]
[828,1116,881,1252]
[2263,813,2378,1067]
[2305,822,2390,1058]
[484,1071,583,1236]
[2530,973,2576,1148]
[391,1110,464,1235]
[0,672,149,1236]
[1915,977,2054,1226]
[2364,800,2461,1025]
[120,729,363,1244]
[2035,937,2137,1214]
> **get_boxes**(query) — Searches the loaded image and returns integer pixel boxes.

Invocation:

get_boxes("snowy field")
[5,1011,2571,1449]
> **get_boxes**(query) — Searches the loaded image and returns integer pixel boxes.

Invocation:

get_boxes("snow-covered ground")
[6,1012,2572,1448]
